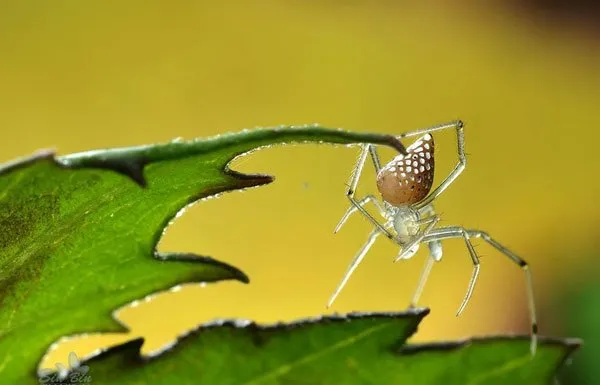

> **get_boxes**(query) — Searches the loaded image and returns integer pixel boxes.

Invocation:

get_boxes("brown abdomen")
[376,133,435,206]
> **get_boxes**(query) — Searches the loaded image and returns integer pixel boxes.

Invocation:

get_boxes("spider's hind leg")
[409,240,443,309]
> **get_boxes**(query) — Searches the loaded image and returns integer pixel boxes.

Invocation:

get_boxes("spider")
[329,120,538,355]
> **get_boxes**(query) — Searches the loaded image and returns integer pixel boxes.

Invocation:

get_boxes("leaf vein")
[242,322,393,385]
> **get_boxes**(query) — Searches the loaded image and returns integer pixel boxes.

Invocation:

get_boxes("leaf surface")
[76,309,579,385]
[0,126,405,383]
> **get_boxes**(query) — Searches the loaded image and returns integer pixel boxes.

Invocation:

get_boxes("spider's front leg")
[335,144,396,240]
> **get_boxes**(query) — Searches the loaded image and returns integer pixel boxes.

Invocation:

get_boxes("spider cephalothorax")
[330,121,538,356]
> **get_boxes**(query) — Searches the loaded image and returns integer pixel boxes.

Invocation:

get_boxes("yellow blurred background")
[1,0,598,374]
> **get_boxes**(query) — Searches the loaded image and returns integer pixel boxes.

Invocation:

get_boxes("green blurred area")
[556,262,600,385]
[0,0,598,380]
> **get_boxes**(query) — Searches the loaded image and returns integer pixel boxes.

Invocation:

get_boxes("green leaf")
[69,309,579,385]
[0,126,406,384]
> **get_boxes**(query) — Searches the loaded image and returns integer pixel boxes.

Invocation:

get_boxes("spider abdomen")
[376,134,435,206]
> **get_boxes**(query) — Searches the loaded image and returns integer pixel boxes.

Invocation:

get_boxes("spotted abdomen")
[376,134,434,205]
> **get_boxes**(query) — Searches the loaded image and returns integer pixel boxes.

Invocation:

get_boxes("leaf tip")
[154,252,250,284]
[226,169,274,189]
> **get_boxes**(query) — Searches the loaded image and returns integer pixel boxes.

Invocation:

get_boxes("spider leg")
[338,144,396,240]
[396,120,466,210]
[367,143,382,172]
[409,253,435,308]
[334,195,386,233]
[418,227,480,315]
[409,237,443,307]
[457,232,480,316]
[328,228,382,308]
[422,227,537,356]
[468,229,538,356]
